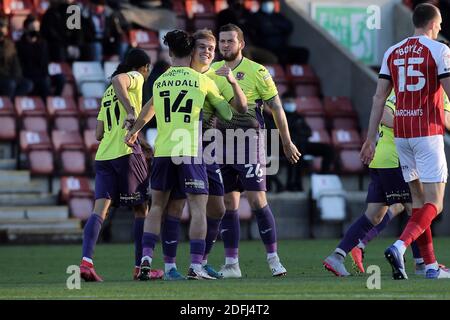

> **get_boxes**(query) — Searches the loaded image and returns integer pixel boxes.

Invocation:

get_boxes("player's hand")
[215,65,236,85]
[125,131,138,147]
[283,141,301,164]
[123,113,136,130]
[360,139,376,165]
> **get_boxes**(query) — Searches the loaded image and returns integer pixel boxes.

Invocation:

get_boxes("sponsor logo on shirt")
[236,72,245,80]
[395,109,423,117]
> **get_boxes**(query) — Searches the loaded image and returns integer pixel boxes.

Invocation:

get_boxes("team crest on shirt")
[236,72,245,80]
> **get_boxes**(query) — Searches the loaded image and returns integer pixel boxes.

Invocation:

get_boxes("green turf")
[1,238,450,300]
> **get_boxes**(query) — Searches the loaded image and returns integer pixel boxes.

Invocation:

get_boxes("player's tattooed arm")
[112,74,135,129]
[266,95,301,164]
[215,65,248,113]
[125,98,155,146]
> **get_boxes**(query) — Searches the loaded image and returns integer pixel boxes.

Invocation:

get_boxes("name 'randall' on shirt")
[395,109,424,117]
[155,79,200,89]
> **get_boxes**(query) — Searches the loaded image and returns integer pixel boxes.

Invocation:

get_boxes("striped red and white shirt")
[379,35,450,138]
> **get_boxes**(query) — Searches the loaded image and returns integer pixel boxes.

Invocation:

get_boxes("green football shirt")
[96,71,144,161]
[211,57,278,130]
[153,66,232,157]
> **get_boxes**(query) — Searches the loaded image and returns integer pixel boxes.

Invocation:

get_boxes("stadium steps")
[0,179,49,194]
[0,169,30,184]
[0,159,16,170]
[0,193,58,206]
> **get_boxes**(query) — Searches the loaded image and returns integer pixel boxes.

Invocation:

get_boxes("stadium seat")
[46,96,78,117]
[22,116,48,132]
[286,64,320,85]
[331,117,359,130]
[72,62,106,97]
[193,17,217,32]
[19,130,52,152]
[0,96,14,115]
[28,149,54,175]
[2,0,33,15]
[61,82,77,98]
[79,82,106,98]
[54,116,80,132]
[173,0,188,29]
[308,129,331,144]
[294,83,321,97]
[83,129,99,155]
[275,82,289,98]
[185,0,215,18]
[78,97,101,117]
[129,29,160,49]
[295,97,324,116]
[331,129,361,149]
[104,61,119,80]
[15,96,46,117]
[214,0,228,12]
[304,116,326,130]
[69,196,93,221]
[60,149,86,175]
[51,130,84,153]
[60,176,93,203]
[48,62,75,82]
[0,97,16,140]
[265,64,287,83]
[323,96,355,117]
[338,149,365,174]
[85,116,98,130]
[0,116,16,141]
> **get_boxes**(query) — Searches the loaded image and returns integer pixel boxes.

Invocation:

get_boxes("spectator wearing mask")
[0,16,33,99]
[17,14,66,99]
[246,0,309,65]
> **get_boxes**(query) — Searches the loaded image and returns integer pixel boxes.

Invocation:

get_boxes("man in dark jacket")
[0,16,33,99]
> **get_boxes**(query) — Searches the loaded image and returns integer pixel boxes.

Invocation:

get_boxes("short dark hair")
[219,23,244,42]
[413,3,440,28]
[163,30,195,58]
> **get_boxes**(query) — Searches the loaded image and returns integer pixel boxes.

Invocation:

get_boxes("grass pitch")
[1,238,450,300]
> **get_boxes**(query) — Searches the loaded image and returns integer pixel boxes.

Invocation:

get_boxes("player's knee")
[224,197,239,211]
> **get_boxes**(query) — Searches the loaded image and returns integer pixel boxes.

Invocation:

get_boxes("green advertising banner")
[311,3,378,65]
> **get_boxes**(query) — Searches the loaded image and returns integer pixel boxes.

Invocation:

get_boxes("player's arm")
[111,73,136,129]
[205,78,233,121]
[265,95,301,164]
[124,97,155,146]
[445,111,450,131]
[96,120,104,141]
[360,78,392,165]
[381,106,394,128]
[215,65,248,113]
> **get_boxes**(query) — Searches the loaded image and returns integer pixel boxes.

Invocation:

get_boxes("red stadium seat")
[60,149,86,175]
[186,0,215,18]
[51,130,84,153]
[48,62,75,82]
[0,116,16,141]
[85,116,97,130]
[61,82,77,98]
[69,196,94,221]
[323,96,355,117]
[60,176,93,203]
[46,96,78,117]
[20,130,52,152]
[286,64,320,85]
[308,129,331,144]
[22,116,48,132]
[54,116,80,132]
[331,117,359,130]
[339,149,365,174]
[295,97,324,116]
[215,0,228,12]
[304,116,326,130]
[0,96,14,115]
[28,149,54,175]
[265,64,287,83]
[275,82,289,98]
[15,96,46,117]
[78,97,100,117]
[331,129,361,149]
[129,29,160,49]
[294,83,321,97]
[2,0,33,15]
[83,129,99,154]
